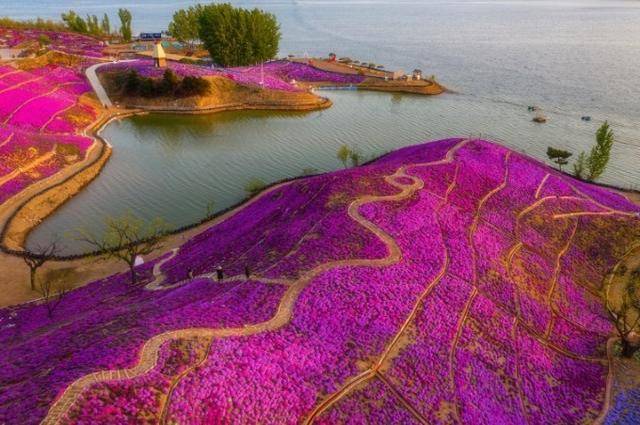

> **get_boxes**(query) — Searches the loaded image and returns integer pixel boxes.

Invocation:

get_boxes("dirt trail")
[41,139,471,424]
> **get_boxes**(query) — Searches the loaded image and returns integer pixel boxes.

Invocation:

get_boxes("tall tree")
[86,14,101,36]
[573,151,587,179]
[118,8,133,42]
[79,212,168,285]
[101,13,111,36]
[61,10,88,34]
[168,4,204,52]
[198,3,280,67]
[586,121,614,181]
[546,147,572,172]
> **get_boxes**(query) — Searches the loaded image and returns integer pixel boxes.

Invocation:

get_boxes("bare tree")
[79,212,169,285]
[22,239,60,291]
[37,274,71,318]
[606,270,640,357]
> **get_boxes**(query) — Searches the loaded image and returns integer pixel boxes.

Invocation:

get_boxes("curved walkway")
[40,139,628,423]
[42,139,469,424]
[86,60,135,108]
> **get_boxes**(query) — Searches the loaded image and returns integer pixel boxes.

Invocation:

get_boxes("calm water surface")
[9,0,639,253]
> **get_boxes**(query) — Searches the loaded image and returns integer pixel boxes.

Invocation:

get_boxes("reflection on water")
[27,90,640,254]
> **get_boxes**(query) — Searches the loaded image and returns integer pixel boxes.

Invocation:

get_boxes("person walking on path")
[244,266,251,280]
[216,265,224,282]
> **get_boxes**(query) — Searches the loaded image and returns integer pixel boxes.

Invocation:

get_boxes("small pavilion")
[152,42,166,68]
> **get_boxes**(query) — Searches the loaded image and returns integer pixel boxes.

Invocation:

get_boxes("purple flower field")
[1,138,638,424]
[0,28,104,58]
[0,63,97,203]
[98,59,365,92]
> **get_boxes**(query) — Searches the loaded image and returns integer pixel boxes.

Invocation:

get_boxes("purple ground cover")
[0,28,104,57]
[0,62,96,203]
[1,138,639,423]
[98,59,365,92]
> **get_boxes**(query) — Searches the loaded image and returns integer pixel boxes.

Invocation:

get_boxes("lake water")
[8,0,640,253]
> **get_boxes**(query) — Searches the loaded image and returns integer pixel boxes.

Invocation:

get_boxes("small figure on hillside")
[244,266,251,279]
[188,269,194,279]
[216,265,224,282]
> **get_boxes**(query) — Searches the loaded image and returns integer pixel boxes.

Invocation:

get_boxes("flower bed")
[1,139,639,424]
[97,59,366,93]
[0,63,96,204]
[0,28,104,57]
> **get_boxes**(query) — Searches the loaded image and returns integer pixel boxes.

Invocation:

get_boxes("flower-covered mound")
[0,27,105,58]
[0,63,97,203]
[98,59,365,92]
[1,138,639,424]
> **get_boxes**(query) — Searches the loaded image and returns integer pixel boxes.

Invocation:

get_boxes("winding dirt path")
[41,139,472,424]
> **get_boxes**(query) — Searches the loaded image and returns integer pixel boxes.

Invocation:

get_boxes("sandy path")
[41,140,469,424]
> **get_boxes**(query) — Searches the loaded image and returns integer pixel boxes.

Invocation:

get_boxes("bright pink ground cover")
[0,63,96,203]
[1,138,639,424]
[0,27,104,57]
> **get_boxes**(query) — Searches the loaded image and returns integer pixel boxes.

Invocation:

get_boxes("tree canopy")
[118,8,133,42]
[546,147,572,172]
[586,121,614,181]
[197,3,281,67]
[168,4,204,51]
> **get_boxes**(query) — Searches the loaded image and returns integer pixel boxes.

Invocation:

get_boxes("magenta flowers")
[98,59,365,92]
[0,62,96,203]
[1,138,638,424]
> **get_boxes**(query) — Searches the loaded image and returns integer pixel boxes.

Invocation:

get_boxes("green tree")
[573,151,587,179]
[118,8,133,42]
[86,14,101,36]
[586,121,614,181]
[160,69,180,94]
[198,3,280,67]
[350,149,362,167]
[37,34,51,48]
[168,4,204,51]
[79,212,169,285]
[61,10,88,34]
[546,147,572,172]
[245,178,266,197]
[101,13,111,35]
[337,145,352,168]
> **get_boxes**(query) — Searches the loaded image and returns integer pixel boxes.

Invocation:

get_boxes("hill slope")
[1,138,639,424]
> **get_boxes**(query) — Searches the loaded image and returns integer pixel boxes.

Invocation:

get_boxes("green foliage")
[115,69,210,98]
[350,149,362,167]
[336,145,362,168]
[118,8,133,42]
[61,10,88,34]
[337,145,351,168]
[101,14,110,35]
[245,178,267,197]
[179,75,210,96]
[546,147,572,172]
[573,151,587,179]
[586,121,614,181]
[197,3,281,67]
[168,4,204,50]
[37,34,51,47]
[0,17,68,32]
[86,14,101,36]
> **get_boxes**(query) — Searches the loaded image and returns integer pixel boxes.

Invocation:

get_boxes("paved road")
[85,60,136,108]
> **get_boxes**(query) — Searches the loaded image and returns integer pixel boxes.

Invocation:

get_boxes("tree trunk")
[129,264,136,285]
[30,267,36,291]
